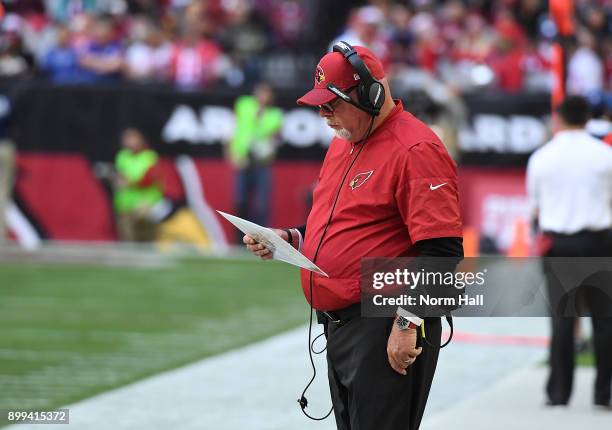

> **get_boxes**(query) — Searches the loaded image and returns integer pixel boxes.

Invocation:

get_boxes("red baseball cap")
[297,45,385,107]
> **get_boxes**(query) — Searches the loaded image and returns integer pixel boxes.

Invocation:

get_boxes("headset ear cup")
[369,82,385,110]
[357,84,370,109]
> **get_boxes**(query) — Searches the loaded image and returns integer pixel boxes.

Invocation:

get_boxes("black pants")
[324,316,441,430]
[544,230,612,406]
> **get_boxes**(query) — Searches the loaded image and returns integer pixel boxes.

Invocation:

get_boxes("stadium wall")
[2,83,550,246]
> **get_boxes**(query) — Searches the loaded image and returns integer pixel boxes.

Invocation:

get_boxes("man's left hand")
[387,320,422,375]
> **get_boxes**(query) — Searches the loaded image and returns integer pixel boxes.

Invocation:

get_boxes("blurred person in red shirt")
[410,11,444,73]
[486,37,526,92]
[169,12,224,88]
[244,43,463,430]
[450,12,495,64]
[484,8,529,92]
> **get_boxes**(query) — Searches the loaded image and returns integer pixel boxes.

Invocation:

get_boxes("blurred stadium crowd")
[0,0,609,94]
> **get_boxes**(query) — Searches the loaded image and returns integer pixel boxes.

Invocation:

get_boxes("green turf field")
[0,258,307,415]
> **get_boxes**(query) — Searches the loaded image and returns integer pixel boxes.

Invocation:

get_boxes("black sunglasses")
[318,97,342,114]
[318,87,357,113]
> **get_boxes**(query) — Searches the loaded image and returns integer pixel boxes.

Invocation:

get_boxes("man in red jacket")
[245,43,463,430]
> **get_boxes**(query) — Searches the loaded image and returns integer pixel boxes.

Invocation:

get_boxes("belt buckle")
[322,311,341,324]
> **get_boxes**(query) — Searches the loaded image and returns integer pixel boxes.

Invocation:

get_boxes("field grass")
[0,257,307,416]
[576,350,595,367]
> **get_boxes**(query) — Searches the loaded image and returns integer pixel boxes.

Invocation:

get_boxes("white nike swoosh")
[429,183,447,191]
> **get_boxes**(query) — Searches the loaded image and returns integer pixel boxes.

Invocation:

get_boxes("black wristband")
[284,229,293,245]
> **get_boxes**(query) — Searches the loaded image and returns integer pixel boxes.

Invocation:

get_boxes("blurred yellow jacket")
[114,148,163,213]
[230,95,283,165]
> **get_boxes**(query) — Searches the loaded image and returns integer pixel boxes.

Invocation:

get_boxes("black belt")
[317,303,361,325]
[544,229,611,237]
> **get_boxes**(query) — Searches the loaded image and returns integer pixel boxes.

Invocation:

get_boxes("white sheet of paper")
[217,211,328,277]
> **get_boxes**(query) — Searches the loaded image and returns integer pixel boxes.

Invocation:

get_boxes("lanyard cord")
[298,117,375,420]
[421,315,454,349]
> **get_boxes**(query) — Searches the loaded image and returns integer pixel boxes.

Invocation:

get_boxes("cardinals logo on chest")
[349,170,374,190]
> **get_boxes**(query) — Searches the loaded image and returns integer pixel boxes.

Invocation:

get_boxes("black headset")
[328,41,385,116]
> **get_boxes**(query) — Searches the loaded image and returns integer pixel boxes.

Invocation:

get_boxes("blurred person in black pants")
[527,95,612,408]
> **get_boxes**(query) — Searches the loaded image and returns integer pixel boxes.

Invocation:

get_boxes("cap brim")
[297,88,336,106]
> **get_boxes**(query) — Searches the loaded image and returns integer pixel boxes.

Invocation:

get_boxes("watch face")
[396,316,409,330]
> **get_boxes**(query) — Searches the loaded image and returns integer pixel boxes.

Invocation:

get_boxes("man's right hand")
[243,229,291,260]
[387,320,422,375]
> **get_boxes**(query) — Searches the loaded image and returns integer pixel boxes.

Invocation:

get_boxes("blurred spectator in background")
[385,3,416,67]
[44,0,101,23]
[168,8,224,89]
[486,8,528,92]
[3,0,44,14]
[330,5,389,66]
[78,16,122,82]
[44,0,127,22]
[41,23,83,83]
[114,128,163,242]
[264,0,306,48]
[410,7,443,73]
[577,2,609,42]
[228,82,282,231]
[513,0,547,40]
[126,0,166,20]
[65,13,92,50]
[218,0,268,86]
[452,12,494,64]
[586,93,612,147]
[0,0,608,94]
[438,0,467,51]
[0,15,35,79]
[566,28,604,97]
[486,33,525,92]
[123,17,171,82]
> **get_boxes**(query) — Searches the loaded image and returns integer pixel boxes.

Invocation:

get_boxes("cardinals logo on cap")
[315,65,325,84]
[349,170,374,190]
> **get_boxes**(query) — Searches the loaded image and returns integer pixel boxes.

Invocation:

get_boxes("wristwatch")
[395,315,419,331]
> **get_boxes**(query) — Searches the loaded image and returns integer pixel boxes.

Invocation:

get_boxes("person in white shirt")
[527,95,612,409]
[123,19,171,83]
[566,29,604,96]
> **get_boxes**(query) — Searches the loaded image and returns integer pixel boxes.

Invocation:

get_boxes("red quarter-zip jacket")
[300,100,462,311]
